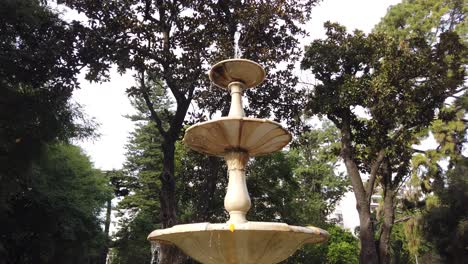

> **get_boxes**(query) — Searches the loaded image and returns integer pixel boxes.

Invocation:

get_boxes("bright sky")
[72,0,402,170]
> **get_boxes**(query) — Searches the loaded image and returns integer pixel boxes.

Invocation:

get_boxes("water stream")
[150,241,160,264]
[234,23,242,58]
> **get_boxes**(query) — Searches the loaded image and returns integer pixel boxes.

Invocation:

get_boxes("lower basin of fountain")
[148,221,328,264]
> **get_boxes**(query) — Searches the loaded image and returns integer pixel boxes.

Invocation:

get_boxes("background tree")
[421,158,468,263]
[0,143,112,264]
[0,1,105,262]
[301,21,465,263]
[376,1,467,262]
[375,0,466,45]
[0,0,92,213]
[61,1,319,262]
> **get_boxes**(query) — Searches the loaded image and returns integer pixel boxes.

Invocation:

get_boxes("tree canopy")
[1,2,110,263]
[301,20,465,263]
[0,143,112,264]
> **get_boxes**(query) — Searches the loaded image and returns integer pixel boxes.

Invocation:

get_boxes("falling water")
[150,241,160,264]
[234,24,242,58]
[209,231,213,248]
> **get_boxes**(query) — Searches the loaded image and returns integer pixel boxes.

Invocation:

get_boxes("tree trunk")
[378,191,394,264]
[340,117,379,264]
[379,167,395,264]
[99,199,112,264]
[157,140,187,264]
[198,156,221,222]
[354,203,377,264]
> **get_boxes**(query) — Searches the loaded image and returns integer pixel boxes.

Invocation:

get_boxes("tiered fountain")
[148,59,329,264]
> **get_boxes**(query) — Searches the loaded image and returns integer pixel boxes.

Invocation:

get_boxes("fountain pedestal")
[148,59,328,264]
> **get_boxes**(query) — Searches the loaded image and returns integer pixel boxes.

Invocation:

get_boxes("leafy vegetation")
[301,17,464,263]
[1,1,466,264]
[1,1,111,263]
[0,144,112,264]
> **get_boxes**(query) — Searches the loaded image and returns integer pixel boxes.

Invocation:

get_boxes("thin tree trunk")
[378,162,395,264]
[100,199,112,264]
[199,156,221,222]
[378,190,394,264]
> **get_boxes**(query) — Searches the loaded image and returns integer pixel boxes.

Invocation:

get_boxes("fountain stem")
[228,82,245,117]
[224,151,251,224]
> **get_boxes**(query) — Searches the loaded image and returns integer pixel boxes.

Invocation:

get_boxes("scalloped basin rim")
[183,117,292,157]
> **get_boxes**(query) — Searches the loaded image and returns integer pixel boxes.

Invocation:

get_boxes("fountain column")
[224,151,250,224]
[227,82,245,117]
[224,81,250,224]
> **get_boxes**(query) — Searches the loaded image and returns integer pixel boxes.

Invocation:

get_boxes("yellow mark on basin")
[229,223,235,232]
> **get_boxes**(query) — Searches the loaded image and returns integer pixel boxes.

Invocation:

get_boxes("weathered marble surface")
[183,117,291,157]
[148,222,328,264]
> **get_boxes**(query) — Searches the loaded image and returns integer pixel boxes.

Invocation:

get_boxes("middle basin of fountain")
[148,221,328,264]
[183,117,291,157]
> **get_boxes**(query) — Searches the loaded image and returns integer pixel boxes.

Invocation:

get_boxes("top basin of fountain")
[209,59,266,89]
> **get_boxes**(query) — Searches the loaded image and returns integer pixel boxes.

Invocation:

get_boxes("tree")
[0,0,93,217]
[287,122,349,222]
[285,225,359,264]
[61,1,319,262]
[1,1,102,262]
[0,143,112,264]
[421,158,468,263]
[301,22,465,263]
[376,1,467,261]
[325,226,360,264]
[375,0,466,45]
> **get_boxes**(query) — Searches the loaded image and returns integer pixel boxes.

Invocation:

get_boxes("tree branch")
[392,160,410,189]
[394,215,412,224]
[139,70,168,138]
[395,172,411,193]
[340,116,367,205]
[366,149,385,203]
[411,148,426,154]
[453,86,467,94]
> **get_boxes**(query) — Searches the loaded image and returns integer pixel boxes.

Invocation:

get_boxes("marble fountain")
[148,59,329,264]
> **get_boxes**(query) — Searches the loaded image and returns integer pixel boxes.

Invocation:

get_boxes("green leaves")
[1,143,111,263]
[421,158,468,262]
[375,0,467,45]
[302,21,465,175]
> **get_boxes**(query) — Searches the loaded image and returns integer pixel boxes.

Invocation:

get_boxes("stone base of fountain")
[148,221,328,264]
